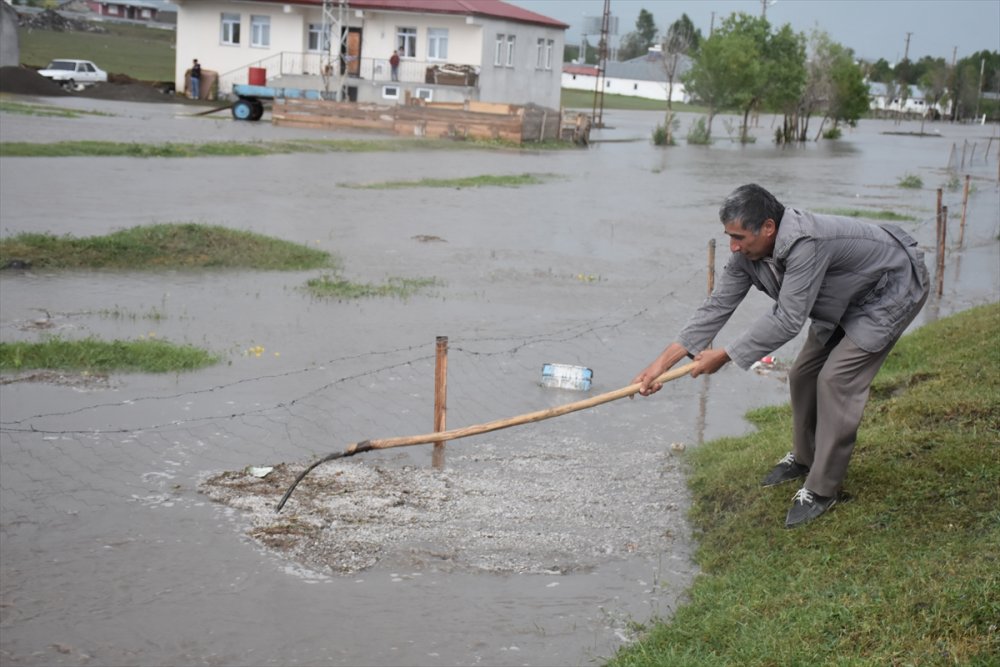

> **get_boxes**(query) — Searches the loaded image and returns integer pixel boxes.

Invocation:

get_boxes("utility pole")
[903,32,913,61]
[709,11,715,36]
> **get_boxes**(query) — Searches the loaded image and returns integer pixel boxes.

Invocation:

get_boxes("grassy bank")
[18,22,175,82]
[0,223,335,270]
[610,303,999,666]
[342,173,553,189]
[0,337,217,373]
[304,274,441,300]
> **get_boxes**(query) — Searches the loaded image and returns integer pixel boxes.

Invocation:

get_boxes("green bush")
[686,116,711,145]
[897,173,924,189]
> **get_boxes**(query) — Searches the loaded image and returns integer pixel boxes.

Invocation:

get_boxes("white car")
[38,59,108,90]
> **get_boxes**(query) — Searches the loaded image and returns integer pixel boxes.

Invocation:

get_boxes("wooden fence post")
[433,336,448,469]
[936,206,947,298]
[958,174,971,247]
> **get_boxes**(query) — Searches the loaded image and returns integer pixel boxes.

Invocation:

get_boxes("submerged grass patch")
[0,100,113,119]
[816,207,917,221]
[609,303,999,667]
[0,223,335,270]
[0,137,570,158]
[304,274,442,299]
[343,172,553,189]
[0,336,218,373]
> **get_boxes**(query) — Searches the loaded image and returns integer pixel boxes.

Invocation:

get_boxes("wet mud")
[1,96,998,666]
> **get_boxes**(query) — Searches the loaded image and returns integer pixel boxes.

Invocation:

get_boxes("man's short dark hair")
[719,184,785,233]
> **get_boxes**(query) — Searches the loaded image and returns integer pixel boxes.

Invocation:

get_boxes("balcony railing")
[219,52,479,96]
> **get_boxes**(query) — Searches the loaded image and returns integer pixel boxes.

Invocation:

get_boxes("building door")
[342,27,362,77]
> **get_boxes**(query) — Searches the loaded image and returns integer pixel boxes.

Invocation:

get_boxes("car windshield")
[46,61,77,71]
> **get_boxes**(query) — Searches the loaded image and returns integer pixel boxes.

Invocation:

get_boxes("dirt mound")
[0,66,181,102]
[76,80,178,103]
[0,66,68,96]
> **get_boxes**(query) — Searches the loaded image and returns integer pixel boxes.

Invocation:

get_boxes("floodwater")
[1,97,998,667]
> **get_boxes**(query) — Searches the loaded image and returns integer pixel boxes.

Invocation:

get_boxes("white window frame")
[535,38,545,69]
[307,23,330,52]
[250,15,270,48]
[427,28,448,61]
[505,35,516,68]
[108,4,119,15]
[545,39,554,70]
[494,34,504,66]
[382,85,400,100]
[397,27,417,58]
[221,13,241,46]
[415,87,433,101]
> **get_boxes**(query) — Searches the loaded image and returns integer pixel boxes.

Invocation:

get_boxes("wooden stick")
[432,336,448,469]
[355,361,697,453]
[275,362,697,511]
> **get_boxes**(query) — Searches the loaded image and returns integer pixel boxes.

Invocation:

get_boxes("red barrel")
[248,67,266,85]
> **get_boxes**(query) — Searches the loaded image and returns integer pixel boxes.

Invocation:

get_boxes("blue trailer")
[230,83,334,121]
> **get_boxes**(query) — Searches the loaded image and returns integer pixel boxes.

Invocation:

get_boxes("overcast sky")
[508,0,1000,63]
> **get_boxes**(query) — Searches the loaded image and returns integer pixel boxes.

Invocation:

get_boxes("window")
[427,28,448,60]
[108,4,119,15]
[221,13,241,45]
[545,39,554,70]
[415,87,433,101]
[251,15,270,48]
[494,34,505,66]
[536,38,545,69]
[505,35,516,67]
[382,85,400,100]
[307,23,330,52]
[397,27,416,57]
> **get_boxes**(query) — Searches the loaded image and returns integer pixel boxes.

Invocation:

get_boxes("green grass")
[0,99,113,118]
[897,173,924,189]
[816,208,918,222]
[0,223,335,270]
[0,137,566,158]
[608,303,1000,666]
[18,22,175,82]
[342,173,552,189]
[561,88,709,113]
[0,336,218,373]
[304,274,442,299]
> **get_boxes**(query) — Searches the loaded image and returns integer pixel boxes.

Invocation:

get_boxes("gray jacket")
[678,208,930,369]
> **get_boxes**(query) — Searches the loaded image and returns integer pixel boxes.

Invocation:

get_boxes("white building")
[868,81,950,117]
[561,47,691,104]
[172,0,567,108]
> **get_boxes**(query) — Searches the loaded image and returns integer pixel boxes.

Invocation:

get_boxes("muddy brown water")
[1,97,998,666]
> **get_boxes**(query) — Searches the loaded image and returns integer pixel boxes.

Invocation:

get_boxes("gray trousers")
[788,304,925,497]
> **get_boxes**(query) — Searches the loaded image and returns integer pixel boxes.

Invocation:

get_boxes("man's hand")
[632,342,691,397]
[692,348,731,377]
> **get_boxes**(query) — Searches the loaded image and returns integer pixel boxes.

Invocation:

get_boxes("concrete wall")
[0,0,19,68]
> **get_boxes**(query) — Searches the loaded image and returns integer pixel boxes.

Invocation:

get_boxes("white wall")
[561,71,688,104]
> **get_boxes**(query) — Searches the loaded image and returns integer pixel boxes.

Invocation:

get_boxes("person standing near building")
[389,49,400,81]
[190,58,202,99]
[632,183,929,528]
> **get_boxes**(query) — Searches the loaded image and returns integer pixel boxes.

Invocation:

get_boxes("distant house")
[562,46,691,104]
[172,0,567,108]
[868,81,950,117]
[85,0,173,22]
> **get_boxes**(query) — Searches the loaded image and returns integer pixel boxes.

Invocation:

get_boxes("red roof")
[281,0,568,29]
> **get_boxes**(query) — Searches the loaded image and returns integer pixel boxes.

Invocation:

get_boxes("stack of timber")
[395,100,522,142]
[272,97,584,144]
[272,98,395,132]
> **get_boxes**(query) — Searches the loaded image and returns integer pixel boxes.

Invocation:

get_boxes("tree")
[618,8,658,61]
[682,16,762,138]
[661,13,700,110]
[762,24,807,143]
[796,32,869,142]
